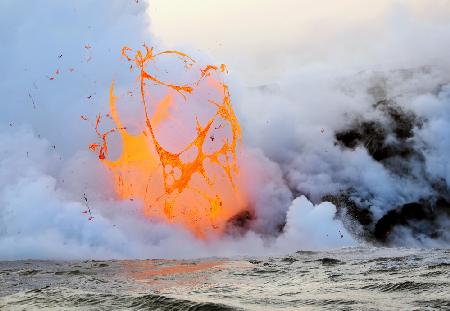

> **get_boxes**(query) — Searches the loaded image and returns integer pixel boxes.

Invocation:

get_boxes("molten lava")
[90,45,246,237]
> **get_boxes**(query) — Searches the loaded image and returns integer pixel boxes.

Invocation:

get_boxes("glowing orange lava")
[90,45,246,237]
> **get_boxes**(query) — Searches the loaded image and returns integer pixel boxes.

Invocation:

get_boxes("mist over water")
[1,0,450,260]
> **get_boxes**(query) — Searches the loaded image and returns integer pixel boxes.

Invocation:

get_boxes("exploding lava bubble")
[90,45,247,237]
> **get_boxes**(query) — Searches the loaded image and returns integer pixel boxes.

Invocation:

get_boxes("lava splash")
[90,45,246,237]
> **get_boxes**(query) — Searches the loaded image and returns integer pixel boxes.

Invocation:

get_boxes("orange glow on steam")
[90,45,247,237]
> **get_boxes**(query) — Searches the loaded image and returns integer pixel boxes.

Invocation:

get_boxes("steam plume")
[1,0,450,259]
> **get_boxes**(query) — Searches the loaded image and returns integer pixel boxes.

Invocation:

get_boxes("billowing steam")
[1,0,449,259]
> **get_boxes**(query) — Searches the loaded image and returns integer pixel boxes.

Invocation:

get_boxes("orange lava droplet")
[89,143,99,152]
[220,64,228,73]
[90,45,246,238]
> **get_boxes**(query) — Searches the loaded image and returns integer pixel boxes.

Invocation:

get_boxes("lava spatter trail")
[89,45,246,237]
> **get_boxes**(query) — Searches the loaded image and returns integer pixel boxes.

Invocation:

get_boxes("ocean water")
[0,247,449,310]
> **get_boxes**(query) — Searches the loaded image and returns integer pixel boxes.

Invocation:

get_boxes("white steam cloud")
[1,0,449,259]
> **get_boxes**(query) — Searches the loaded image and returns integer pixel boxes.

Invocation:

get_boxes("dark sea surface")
[1,247,449,310]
